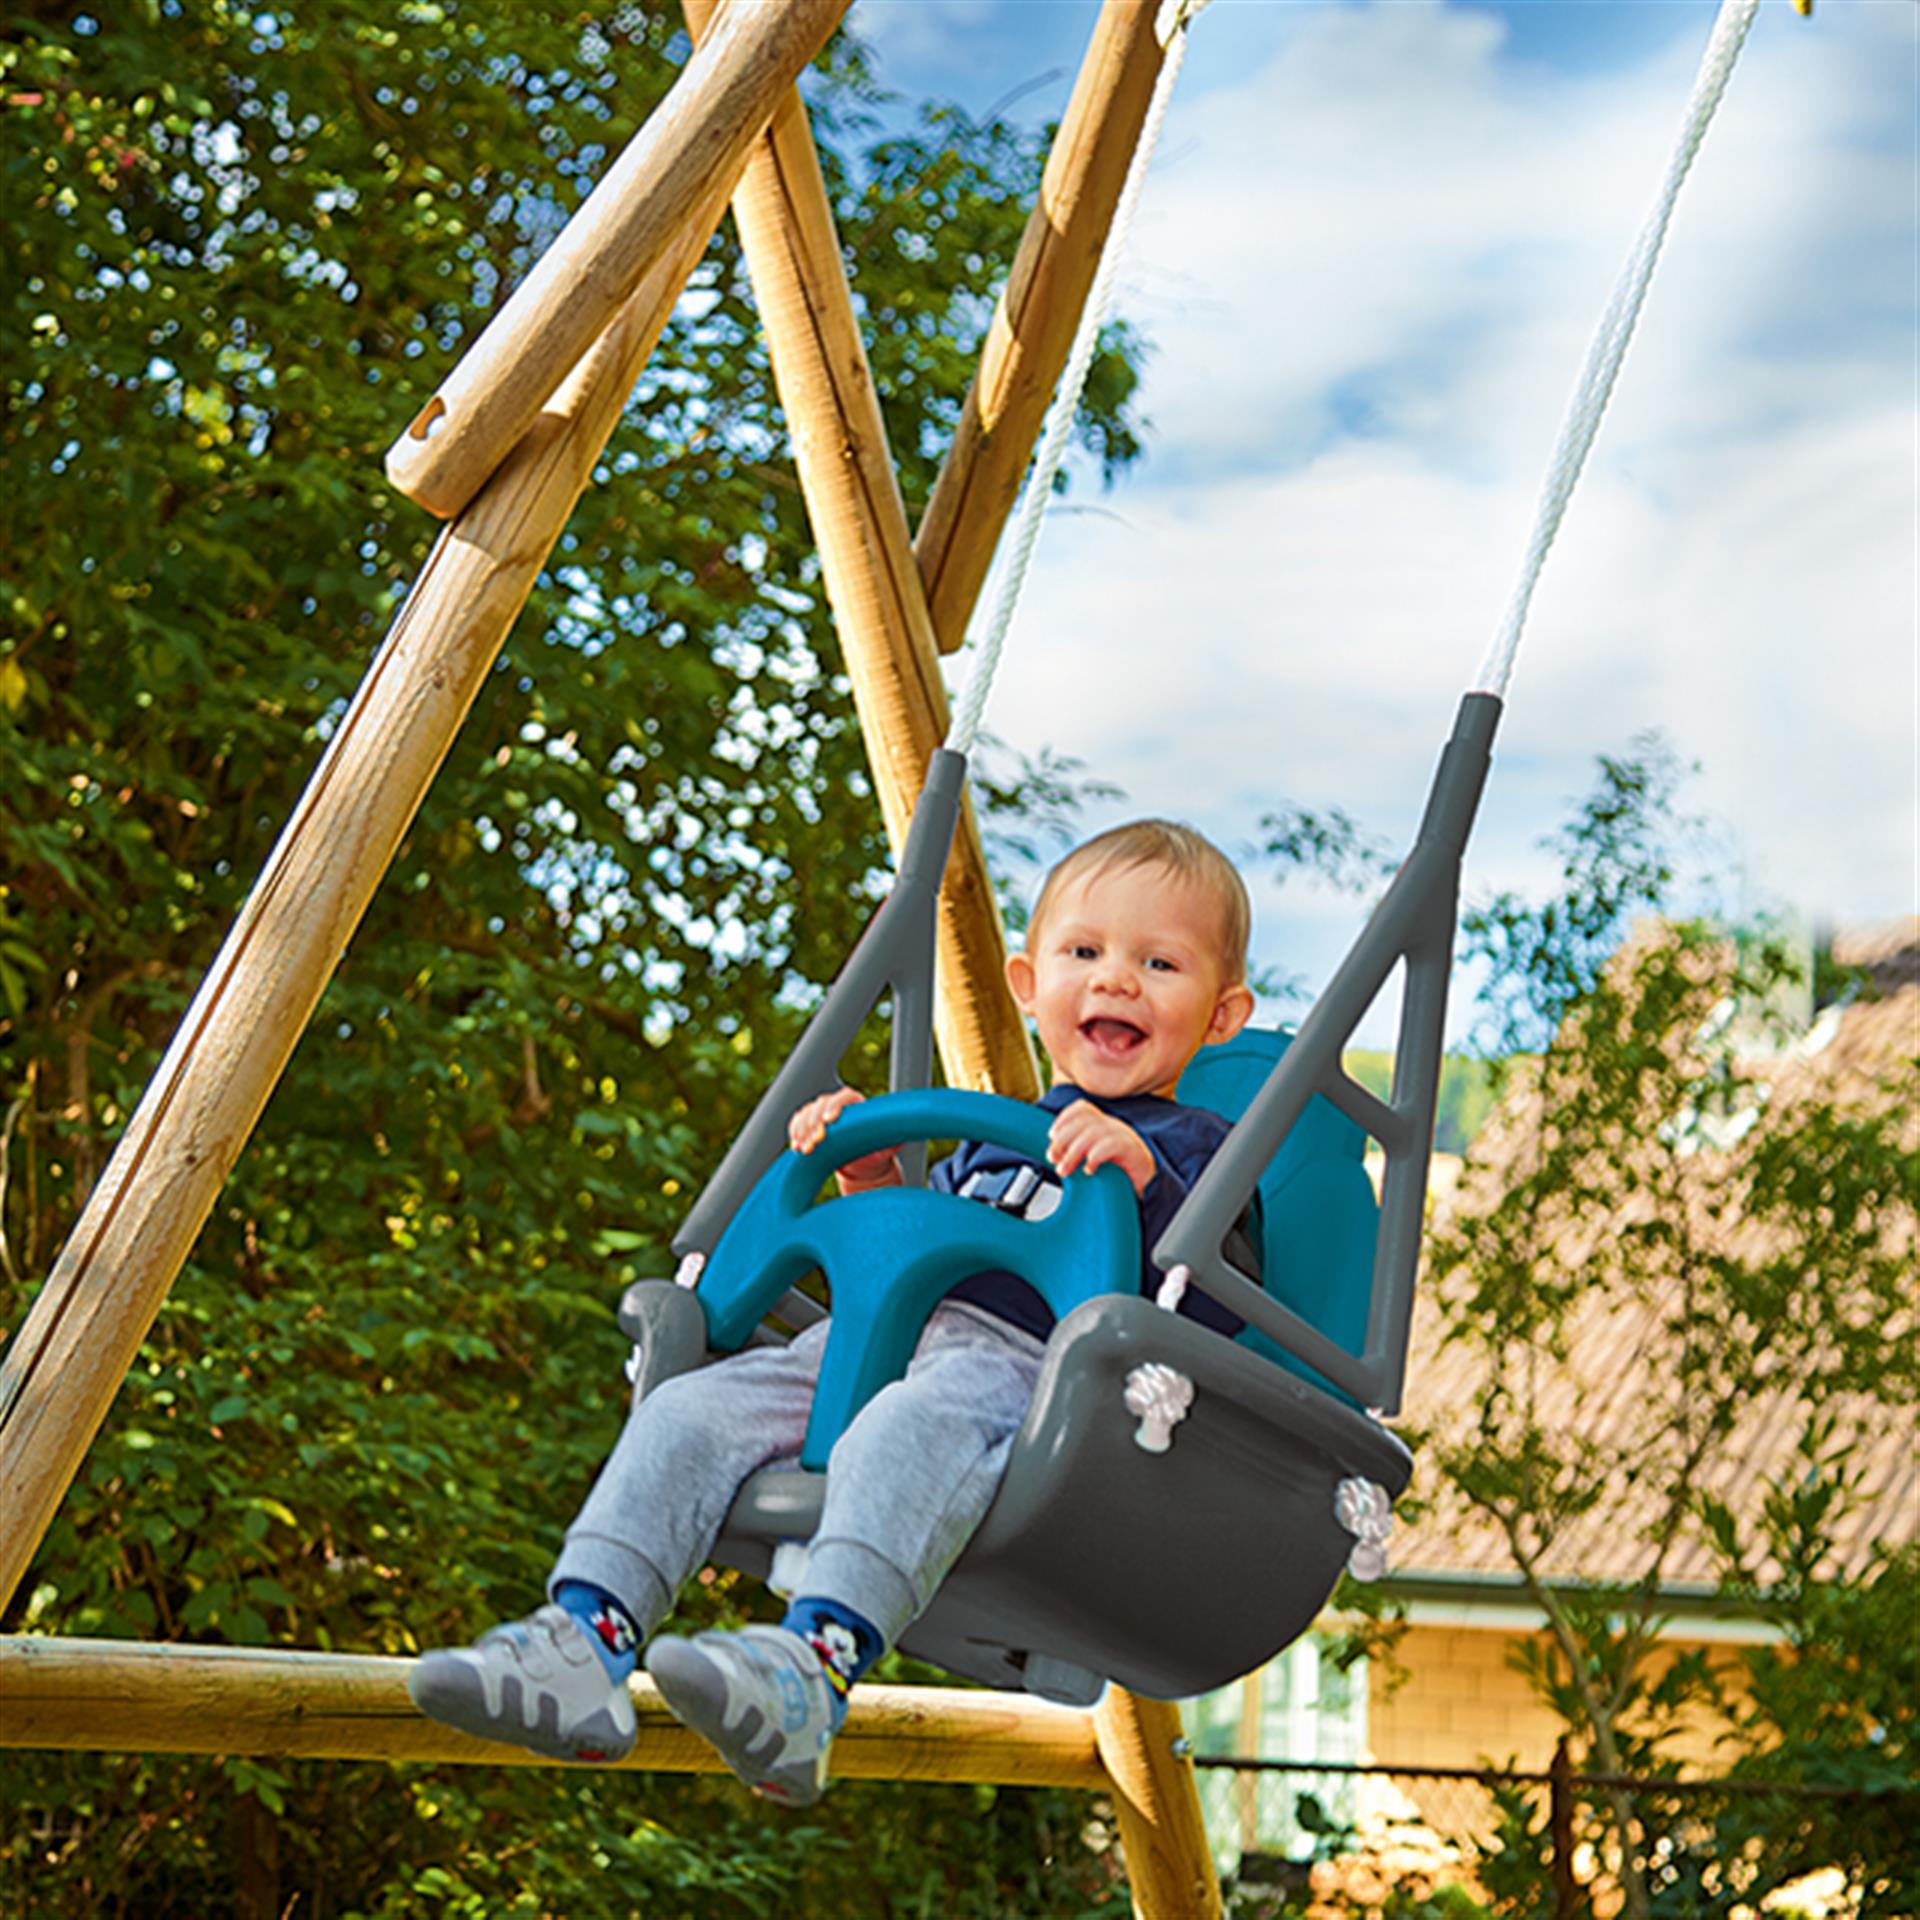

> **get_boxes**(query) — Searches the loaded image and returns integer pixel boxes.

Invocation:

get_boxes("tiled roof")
[1386,921,1916,1595]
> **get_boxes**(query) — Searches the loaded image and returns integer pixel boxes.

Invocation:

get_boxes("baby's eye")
[1146,956,1178,973]
[1069,943,1099,961]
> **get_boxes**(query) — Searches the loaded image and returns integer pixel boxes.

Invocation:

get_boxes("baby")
[410,820,1255,1802]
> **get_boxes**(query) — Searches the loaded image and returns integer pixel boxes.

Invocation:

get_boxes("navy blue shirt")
[930,1084,1250,1341]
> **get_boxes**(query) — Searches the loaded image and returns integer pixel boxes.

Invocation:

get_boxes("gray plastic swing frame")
[672,747,970,1261]
[675,694,1499,1337]
[1155,691,1500,1413]
[633,694,1498,1698]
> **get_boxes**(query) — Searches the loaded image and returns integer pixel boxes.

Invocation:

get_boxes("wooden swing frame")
[0,4,1223,1912]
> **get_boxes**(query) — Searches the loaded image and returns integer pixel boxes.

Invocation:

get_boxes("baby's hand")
[789,1087,865,1154]
[789,1088,901,1191]
[1047,1100,1157,1197]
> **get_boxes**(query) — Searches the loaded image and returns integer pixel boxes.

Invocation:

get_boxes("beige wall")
[1361,1623,1752,1859]
[1370,1622,1751,1772]
[1371,1622,1564,1770]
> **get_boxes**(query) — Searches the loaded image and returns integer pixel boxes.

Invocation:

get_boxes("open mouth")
[1080,1017,1147,1056]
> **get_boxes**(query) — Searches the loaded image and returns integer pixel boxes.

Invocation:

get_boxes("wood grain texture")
[0,1637,1106,1788]
[386,0,849,519]
[687,0,1039,1100]
[1094,1687,1227,1919]
[914,0,1167,653]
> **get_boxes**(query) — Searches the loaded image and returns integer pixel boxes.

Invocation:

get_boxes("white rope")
[946,0,1209,755]
[1474,0,1760,701]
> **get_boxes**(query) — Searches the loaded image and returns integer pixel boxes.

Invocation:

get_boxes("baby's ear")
[1006,948,1037,1012]
[1208,982,1256,1044]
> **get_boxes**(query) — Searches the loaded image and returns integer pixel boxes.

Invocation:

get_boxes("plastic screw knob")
[1124,1362,1195,1452]
[1335,1475,1393,1580]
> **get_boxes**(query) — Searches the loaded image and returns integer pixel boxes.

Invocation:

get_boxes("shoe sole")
[645,1639,826,1805]
[408,1654,634,1764]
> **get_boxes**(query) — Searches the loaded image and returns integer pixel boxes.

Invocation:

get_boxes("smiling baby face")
[1007,849,1254,1102]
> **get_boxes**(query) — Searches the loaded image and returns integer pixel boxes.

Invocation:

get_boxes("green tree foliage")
[1414,748,1917,1918]
[1462,734,1700,1060]
[1240,753,1914,1917]
[2,3,1141,1912]
[1697,1429,1918,1916]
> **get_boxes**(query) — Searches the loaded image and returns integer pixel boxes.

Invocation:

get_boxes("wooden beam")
[684,0,1038,1098]
[385,0,849,521]
[0,181,740,1619]
[915,0,1169,652]
[1094,1688,1226,1919]
[0,1637,1106,1788]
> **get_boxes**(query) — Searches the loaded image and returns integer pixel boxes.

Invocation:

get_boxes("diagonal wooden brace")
[386,0,850,520]
[682,0,1036,1098]
[916,0,1171,652]
[679,12,1221,1911]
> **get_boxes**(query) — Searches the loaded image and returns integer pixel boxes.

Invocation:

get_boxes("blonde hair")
[1028,820,1250,982]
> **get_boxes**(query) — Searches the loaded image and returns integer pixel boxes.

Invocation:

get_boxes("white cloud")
[961,0,1916,1007]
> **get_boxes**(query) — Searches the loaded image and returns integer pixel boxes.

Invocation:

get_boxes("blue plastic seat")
[691,1032,1381,1459]
[1178,1029,1379,1406]
[622,1029,1407,1701]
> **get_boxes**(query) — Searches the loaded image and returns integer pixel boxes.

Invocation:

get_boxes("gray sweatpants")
[549,1300,1047,1649]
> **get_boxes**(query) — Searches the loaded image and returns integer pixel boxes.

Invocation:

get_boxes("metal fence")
[1191,1747,1918,1916]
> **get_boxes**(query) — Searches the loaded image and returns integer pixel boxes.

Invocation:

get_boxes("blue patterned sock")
[781,1595,883,1703]
[554,1579,640,1683]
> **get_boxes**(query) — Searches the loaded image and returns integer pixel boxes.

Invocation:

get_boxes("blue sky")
[842,0,1916,1039]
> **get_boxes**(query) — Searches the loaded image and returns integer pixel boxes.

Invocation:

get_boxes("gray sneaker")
[645,1625,845,1806]
[408,1605,637,1763]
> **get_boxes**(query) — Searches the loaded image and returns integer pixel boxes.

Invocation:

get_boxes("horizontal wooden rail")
[0,1638,1106,1788]
[386,0,848,518]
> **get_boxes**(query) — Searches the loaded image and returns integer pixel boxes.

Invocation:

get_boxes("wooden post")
[0,182,741,1619]
[703,12,1225,1909]
[1094,1689,1225,1920]
[385,0,849,520]
[914,0,1168,652]
[685,0,1037,1098]
[0,1637,1106,1787]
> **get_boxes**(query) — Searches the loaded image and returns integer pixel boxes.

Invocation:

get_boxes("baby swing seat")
[618,1046,1411,1705]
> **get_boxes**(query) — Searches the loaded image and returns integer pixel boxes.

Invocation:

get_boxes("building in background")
[1186,921,1916,1878]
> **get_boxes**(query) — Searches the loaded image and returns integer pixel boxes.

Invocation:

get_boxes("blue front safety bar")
[694,1089,1137,1468]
